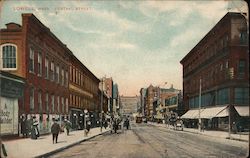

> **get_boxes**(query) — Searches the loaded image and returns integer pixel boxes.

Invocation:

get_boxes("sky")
[0,0,248,96]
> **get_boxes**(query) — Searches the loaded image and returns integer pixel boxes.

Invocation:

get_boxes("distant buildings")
[180,12,249,130]
[120,96,140,117]
[140,84,182,121]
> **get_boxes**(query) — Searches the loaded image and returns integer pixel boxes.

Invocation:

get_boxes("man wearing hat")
[51,118,60,144]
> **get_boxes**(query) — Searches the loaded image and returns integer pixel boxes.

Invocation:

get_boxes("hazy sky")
[0,0,247,96]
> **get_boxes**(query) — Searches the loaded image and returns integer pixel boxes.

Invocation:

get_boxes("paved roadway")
[50,123,249,158]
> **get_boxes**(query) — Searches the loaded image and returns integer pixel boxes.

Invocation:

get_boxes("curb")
[149,123,248,143]
[35,130,110,158]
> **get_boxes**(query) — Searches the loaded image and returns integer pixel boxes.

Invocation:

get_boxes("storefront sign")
[0,97,19,135]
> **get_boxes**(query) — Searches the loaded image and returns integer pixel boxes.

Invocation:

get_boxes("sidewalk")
[148,122,249,142]
[3,127,110,158]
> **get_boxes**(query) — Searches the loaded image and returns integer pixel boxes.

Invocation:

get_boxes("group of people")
[20,116,40,139]
[51,118,72,144]
[109,116,130,134]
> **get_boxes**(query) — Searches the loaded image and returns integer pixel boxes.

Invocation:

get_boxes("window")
[29,47,34,72]
[61,68,64,86]
[65,98,69,113]
[65,71,68,87]
[234,88,249,104]
[238,60,246,78]
[225,60,229,69]
[1,44,17,70]
[61,97,64,113]
[38,53,42,76]
[57,96,60,112]
[56,65,59,83]
[216,88,229,105]
[50,61,54,81]
[45,93,49,113]
[239,31,247,44]
[30,87,34,111]
[45,58,49,79]
[51,95,55,113]
[38,91,42,112]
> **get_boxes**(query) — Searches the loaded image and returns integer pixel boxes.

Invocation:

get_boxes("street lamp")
[84,109,88,136]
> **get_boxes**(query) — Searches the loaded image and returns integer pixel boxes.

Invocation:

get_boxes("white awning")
[200,105,228,119]
[234,106,249,116]
[181,109,204,119]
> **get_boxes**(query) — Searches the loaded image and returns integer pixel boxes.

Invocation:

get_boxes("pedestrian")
[21,115,28,138]
[64,119,71,136]
[104,120,108,129]
[125,117,130,130]
[113,118,119,134]
[51,118,60,144]
[86,121,91,134]
[31,116,39,139]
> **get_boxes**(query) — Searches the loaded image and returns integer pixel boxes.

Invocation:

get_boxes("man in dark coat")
[51,119,60,144]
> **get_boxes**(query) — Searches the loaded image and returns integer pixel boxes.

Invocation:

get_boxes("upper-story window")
[65,71,68,87]
[50,61,54,81]
[1,44,17,70]
[238,60,246,78]
[45,57,49,79]
[38,52,42,76]
[61,68,64,86]
[56,65,59,83]
[29,47,34,73]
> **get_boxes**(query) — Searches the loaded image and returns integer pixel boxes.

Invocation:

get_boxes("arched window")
[1,44,17,70]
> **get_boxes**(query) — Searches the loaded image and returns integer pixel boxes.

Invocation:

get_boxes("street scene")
[51,123,248,158]
[0,0,249,158]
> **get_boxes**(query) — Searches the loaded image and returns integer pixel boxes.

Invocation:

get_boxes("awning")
[181,109,204,119]
[234,106,249,116]
[200,105,228,119]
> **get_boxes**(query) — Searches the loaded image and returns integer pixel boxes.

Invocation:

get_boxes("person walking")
[86,121,91,135]
[30,116,39,139]
[125,117,130,130]
[21,115,28,138]
[64,119,71,136]
[51,118,60,144]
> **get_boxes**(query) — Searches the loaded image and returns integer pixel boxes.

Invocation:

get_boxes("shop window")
[30,87,34,111]
[235,88,249,104]
[1,44,17,70]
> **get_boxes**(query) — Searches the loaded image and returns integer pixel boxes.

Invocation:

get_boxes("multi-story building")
[112,83,119,114]
[0,13,71,134]
[120,96,139,117]
[103,77,113,113]
[145,84,180,121]
[180,12,249,130]
[69,54,100,130]
[139,88,147,116]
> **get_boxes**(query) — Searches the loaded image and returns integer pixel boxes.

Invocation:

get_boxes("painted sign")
[0,97,19,135]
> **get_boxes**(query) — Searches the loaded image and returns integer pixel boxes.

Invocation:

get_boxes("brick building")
[69,54,100,129]
[0,13,71,134]
[144,84,181,121]
[180,12,249,131]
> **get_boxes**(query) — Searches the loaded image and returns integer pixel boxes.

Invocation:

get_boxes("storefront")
[0,71,24,136]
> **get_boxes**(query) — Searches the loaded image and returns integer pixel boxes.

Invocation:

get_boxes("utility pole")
[100,78,104,132]
[198,78,202,132]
